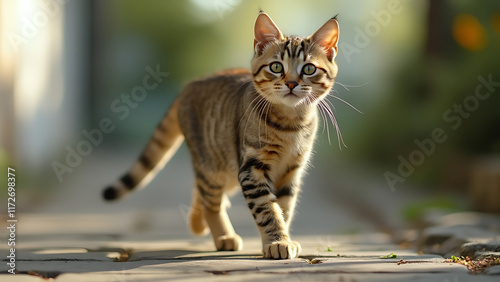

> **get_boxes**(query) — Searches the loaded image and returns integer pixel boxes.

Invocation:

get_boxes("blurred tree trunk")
[425,0,446,58]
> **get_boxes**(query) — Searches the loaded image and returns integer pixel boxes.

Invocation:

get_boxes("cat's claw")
[215,234,243,251]
[263,240,301,259]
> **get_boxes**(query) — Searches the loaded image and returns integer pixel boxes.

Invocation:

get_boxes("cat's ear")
[311,17,340,61]
[254,12,284,55]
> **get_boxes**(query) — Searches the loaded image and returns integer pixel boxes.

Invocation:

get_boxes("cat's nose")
[286,81,298,90]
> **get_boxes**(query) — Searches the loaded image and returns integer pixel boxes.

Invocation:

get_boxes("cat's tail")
[102,99,184,201]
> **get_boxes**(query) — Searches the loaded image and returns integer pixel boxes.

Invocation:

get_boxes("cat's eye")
[269,62,283,73]
[302,64,316,75]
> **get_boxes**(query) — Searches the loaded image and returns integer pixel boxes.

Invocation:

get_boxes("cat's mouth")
[281,91,306,106]
[285,91,299,98]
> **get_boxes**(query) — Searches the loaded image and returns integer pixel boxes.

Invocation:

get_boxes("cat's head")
[251,12,339,108]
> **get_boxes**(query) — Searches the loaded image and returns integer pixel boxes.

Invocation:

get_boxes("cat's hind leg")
[192,173,242,251]
[203,194,242,251]
[188,188,209,236]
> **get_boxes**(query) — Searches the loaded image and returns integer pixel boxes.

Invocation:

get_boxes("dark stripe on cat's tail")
[103,100,184,201]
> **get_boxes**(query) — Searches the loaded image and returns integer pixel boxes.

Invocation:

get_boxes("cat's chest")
[260,132,313,183]
[280,129,315,156]
[269,113,318,153]
[257,125,316,164]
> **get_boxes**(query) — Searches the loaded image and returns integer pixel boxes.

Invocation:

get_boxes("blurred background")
[0,0,499,240]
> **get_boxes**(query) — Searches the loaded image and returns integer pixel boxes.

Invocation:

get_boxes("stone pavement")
[1,219,499,281]
[2,152,499,280]
[418,212,500,260]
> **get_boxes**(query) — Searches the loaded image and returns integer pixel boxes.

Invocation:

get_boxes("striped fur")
[103,12,339,259]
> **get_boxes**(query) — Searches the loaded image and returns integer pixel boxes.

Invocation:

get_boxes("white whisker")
[329,94,363,114]
[334,81,368,91]
[321,100,346,149]
[241,86,272,140]
[310,94,331,145]
[311,89,347,149]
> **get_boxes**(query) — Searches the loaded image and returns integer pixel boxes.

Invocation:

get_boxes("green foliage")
[403,197,460,222]
[380,253,397,259]
[345,1,500,190]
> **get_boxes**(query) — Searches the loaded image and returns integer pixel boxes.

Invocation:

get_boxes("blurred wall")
[0,0,89,174]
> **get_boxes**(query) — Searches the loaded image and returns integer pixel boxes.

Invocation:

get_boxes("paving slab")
[2,272,499,282]
[2,258,465,274]
[55,272,205,282]
[1,259,493,281]
[0,236,472,278]
[51,272,499,282]
[2,208,498,281]
[2,233,499,281]
[485,265,500,275]
[0,275,42,282]
[12,248,120,262]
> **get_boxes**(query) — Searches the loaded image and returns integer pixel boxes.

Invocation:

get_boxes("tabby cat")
[103,12,340,259]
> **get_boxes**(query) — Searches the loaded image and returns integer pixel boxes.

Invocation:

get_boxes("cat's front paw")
[215,234,243,251]
[263,240,301,259]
